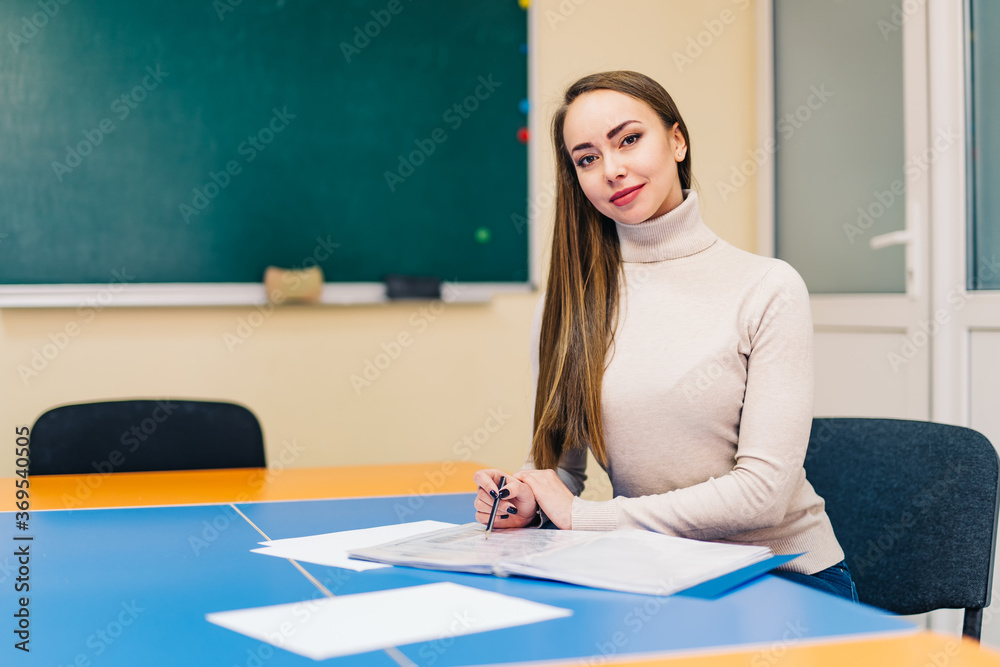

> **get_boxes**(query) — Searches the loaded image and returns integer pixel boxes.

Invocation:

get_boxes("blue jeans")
[773,559,859,602]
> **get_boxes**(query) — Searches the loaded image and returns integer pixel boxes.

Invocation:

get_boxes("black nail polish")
[498,488,511,499]
[507,506,518,514]
[499,514,509,519]
[489,489,498,499]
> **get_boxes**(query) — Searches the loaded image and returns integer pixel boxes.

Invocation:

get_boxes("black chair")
[29,399,265,475]
[805,417,999,640]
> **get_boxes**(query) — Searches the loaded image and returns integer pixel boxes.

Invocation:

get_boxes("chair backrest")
[805,418,999,620]
[29,399,265,475]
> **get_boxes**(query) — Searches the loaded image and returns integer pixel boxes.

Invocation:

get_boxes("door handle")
[869,230,912,250]
[868,202,922,299]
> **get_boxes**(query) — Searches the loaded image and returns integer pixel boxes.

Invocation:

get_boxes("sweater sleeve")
[571,262,815,537]
[523,293,588,496]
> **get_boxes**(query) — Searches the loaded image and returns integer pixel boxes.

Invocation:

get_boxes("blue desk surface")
[2,493,913,666]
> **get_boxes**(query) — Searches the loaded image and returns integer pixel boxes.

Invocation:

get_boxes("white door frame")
[928,0,989,430]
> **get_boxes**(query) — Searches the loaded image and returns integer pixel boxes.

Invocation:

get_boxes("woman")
[472,70,856,601]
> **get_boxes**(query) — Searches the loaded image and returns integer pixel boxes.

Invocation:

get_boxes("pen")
[484,475,506,539]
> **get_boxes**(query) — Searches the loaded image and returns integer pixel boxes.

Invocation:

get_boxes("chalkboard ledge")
[0,283,533,308]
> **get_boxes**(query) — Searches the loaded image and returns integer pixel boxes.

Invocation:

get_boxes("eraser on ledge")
[384,274,442,300]
[264,266,324,303]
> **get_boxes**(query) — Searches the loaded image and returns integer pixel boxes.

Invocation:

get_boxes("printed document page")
[505,529,772,595]
[349,523,597,573]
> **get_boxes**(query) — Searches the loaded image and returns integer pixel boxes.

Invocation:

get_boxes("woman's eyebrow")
[569,119,641,153]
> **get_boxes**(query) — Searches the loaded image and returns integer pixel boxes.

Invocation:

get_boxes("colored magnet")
[518,98,529,114]
[518,0,530,9]
[474,227,491,244]
[517,127,529,144]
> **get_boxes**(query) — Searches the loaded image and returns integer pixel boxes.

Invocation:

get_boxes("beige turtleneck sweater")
[529,189,844,575]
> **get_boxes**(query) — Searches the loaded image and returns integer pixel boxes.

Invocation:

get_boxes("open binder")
[350,523,795,597]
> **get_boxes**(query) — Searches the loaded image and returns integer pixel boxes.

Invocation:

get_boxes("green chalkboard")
[0,0,528,285]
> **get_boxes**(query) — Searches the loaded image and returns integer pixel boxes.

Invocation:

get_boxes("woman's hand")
[513,469,575,530]
[472,469,538,529]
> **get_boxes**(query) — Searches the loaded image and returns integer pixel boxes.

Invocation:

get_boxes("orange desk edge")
[4,461,484,510]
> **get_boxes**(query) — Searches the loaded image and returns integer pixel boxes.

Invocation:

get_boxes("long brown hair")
[531,70,693,470]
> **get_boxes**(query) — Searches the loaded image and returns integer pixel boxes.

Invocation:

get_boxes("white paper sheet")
[251,520,458,571]
[205,582,572,660]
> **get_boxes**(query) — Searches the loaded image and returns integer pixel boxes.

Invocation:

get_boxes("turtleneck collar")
[613,189,718,263]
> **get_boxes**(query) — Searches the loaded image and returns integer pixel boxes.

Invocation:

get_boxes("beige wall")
[0,1,759,487]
